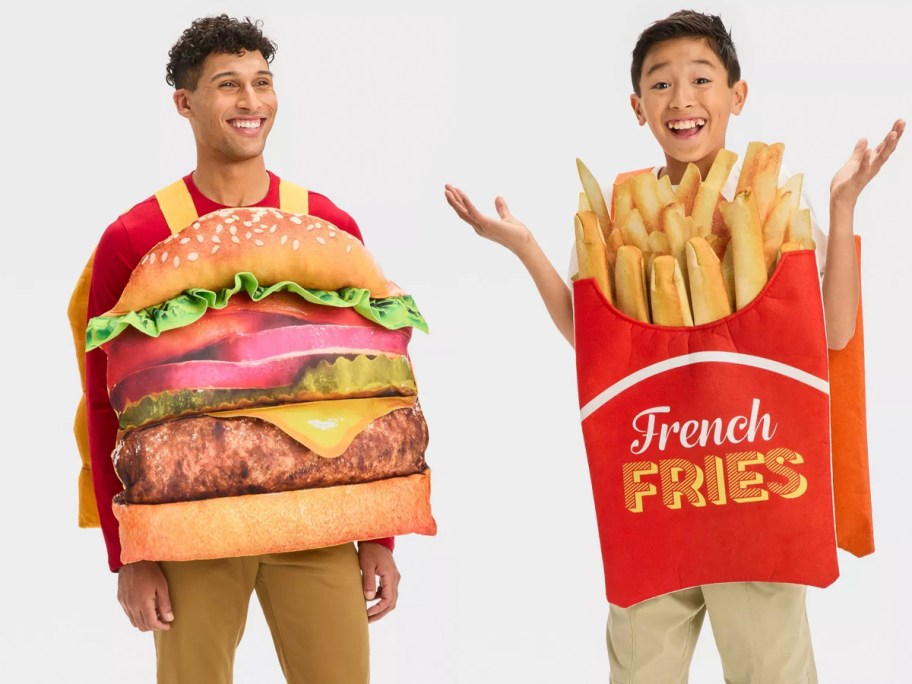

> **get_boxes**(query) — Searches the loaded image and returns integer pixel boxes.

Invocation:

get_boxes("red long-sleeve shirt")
[86,171,392,572]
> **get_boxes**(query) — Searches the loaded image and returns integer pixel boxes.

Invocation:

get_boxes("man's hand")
[444,185,532,255]
[830,119,905,209]
[117,560,174,632]
[358,542,400,623]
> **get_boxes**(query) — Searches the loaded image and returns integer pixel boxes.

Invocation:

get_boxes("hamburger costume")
[69,172,435,680]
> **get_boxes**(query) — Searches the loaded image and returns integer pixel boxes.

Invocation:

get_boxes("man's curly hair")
[166,14,277,90]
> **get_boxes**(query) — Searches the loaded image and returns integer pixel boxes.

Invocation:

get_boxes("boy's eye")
[694,77,711,85]
[651,82,671,90]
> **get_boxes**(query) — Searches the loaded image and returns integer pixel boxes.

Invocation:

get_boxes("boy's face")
[630,37,746,172]
[174,50,278,164]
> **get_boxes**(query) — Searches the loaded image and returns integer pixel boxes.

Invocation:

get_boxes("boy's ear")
[173,89,193,119]
[630,94,647,126]
[731,80,748,115]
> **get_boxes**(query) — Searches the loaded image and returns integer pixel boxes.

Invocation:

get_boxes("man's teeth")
[231,120,261,129]
[667,119,705,130]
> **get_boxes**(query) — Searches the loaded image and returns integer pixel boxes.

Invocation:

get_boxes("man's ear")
[173,89,193,119]
[630,94,646,126]
[731,80,748,116]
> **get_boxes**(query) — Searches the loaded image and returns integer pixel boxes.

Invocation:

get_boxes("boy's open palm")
[444,185,530,253]
[831,119,905,207]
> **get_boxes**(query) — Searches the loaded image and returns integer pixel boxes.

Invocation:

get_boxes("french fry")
[657,175,677,206]
[787,208,815,250]
[692,149,738,236]
[606,228,624,267]
[686,237,732,324]
[651,255,694,326]
[735,142,767,196]
[578,191,590,212]
[721,241,736,312]
[614,180,634,227]
[753,143,784,223]
[632,172,665,233]
[574,211,613,304]
[705,233,729,261]
[762,191,793,271]
[661,203,690,278]
[577,158,613,240]
[615,245,650,323]
[648,231,671,255]
[721,190,768,310]
[675,163,701,215]
[619,208,651,254]
[779,174,803,211]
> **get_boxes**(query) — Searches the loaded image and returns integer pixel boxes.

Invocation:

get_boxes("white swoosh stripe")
[580,351,829,421]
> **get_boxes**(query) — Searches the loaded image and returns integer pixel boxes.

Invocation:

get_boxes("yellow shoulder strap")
[155,178,200,234]
[279,179,309,214]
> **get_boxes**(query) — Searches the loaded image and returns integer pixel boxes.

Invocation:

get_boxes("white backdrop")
[4,0,910,682]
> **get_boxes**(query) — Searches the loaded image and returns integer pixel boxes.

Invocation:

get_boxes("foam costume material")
[72,181,436,562]
[572,168,872,608]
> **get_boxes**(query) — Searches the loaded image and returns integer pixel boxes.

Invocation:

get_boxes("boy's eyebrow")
[210,70,274,82]
[645,59,718,77]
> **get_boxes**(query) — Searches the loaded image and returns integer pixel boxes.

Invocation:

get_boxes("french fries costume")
[69,173,436,566]
[573,149,871,607]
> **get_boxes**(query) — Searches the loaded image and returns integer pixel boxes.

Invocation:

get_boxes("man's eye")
[219,81,238,89]
[652,82,671,90]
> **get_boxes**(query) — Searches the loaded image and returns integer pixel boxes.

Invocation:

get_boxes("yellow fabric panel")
[155,179,200,234]
[210,396,416,458]
[68,251,101,527]
[279,179,310,214]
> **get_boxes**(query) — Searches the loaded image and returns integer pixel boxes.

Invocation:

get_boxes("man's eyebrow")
[210,70,274,82]
[645,59,718,78]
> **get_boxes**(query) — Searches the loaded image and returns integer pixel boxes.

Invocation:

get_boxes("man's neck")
[192,156,271,207]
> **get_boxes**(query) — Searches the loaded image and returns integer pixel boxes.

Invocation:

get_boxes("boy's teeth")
[232,120,261,129]
[668,119,706,130]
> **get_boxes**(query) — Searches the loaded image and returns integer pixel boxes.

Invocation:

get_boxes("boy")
[82,15,399,683]
[445,10,902,683]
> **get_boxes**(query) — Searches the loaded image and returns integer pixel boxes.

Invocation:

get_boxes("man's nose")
[236,83,261,110]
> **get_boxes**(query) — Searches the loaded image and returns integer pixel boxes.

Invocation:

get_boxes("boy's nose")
[669,84,696,110]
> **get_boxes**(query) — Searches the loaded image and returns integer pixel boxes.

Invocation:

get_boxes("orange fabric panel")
[829,236,874,557]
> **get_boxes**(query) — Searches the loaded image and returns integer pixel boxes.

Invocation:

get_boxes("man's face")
[630,37,746,170]
[175,50,277,164]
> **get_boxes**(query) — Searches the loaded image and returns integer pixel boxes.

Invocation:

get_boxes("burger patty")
[114,404,429,504]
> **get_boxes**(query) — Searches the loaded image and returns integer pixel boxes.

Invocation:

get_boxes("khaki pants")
[608,582,817,684]
[153,544,369,684]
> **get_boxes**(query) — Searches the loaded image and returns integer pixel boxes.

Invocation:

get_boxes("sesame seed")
[255,239,264,246]
[161,251,169,262]
[196,234,204,243]
[180,237,191,244]
[229,225,237,235]
[231,235,240,244]
[216,224,223,233]
[290,216,303,224]
[346,245,352,253]
[253,228,264,234]
[306,225,315,231]
[244,221,253,227]
[226,218,236,224]
[140,254,148,264]
[269,224,278,233]
[245,232,252,240]
[187,252,199,261]
[173,256,180,267]
[316,236,326,245]
[293,239,300,250]
[329,231,336,238]
[192,222,201,229]
[280,235,288,245]
[212,235,221,243]
[211,245,220,254]
[150,253,157,264]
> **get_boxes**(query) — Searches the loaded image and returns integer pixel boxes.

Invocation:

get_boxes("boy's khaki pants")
[153,543,369,684]
[608,582,817,684]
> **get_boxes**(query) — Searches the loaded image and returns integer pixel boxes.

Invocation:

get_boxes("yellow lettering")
[765,448,808,499]
[703,454,727,505]
[622,461,658,513]
[725,451,769,503]
[659,459,707,509]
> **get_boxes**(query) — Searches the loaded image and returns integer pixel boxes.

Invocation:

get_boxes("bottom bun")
[114,470,436,563]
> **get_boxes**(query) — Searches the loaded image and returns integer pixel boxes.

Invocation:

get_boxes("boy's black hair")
[166,14,277,90]
[630,10,740,96]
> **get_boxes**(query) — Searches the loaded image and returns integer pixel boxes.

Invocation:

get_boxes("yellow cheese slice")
[209,396,417,458]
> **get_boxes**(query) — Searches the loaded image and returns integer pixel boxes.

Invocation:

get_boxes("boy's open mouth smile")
[666,117,706,138]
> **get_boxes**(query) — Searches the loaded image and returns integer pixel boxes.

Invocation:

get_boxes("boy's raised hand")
[830,119,905,207]
[444,185,531,254]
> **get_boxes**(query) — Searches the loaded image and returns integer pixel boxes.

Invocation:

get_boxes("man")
[84,15,399,683]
